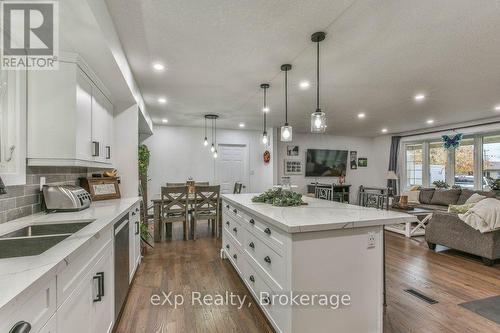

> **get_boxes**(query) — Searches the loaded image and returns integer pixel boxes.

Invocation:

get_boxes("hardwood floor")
[116,224,500,333]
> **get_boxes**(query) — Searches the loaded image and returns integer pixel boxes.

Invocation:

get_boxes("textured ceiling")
[105,0,500,136]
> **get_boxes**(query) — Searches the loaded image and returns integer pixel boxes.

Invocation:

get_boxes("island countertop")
[222,193,416,233]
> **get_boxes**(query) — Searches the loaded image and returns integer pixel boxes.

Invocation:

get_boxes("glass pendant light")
[280,64,293,141]
[213,117,218,158]
[260,83,270,145]
[203,116,208,146]
[310,31,327,133]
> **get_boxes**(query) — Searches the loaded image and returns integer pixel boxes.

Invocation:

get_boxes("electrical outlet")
[40,176,46,191]
[367,232,376,249]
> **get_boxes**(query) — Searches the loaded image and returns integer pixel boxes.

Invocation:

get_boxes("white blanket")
[458,198,500,233]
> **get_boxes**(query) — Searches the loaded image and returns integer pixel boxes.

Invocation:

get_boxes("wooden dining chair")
[160,186,189,241]
[233,182,243,194]
[166,182,186,187]
[192,185,220,240]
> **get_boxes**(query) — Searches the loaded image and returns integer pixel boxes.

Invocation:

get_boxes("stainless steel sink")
[0,221,93,259]
[0,221,91,238]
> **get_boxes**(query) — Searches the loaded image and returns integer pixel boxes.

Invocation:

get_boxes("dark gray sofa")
[413,188,499,265]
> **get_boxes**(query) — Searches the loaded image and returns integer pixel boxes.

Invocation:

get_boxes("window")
[405,143,423,187]
[429,142,447,185]
[483,135,500,189]
[454,138,475,189]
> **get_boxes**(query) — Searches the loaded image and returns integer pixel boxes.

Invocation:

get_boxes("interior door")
[216,144,249,194]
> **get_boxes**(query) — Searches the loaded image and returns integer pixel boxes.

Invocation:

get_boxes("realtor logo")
[1,0,59,70]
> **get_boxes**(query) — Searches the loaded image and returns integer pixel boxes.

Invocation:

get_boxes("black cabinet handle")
[226,244,230,249]
[249,275,255,283]
[93,272,105,302]
[131,211,136,216]
[135,207,139,212]
[264,256,271,264]
[249,242,255,249]
[226,204,230,209]
[233,209,237,214]
[249,219,255,225]
[135,221,139,235]
[233,254,237,260]
[92,141,100,157]
[264,228,271,235]
[106,146,111,159]
[233,227,237,233]
[226,221,230,226]
[9,321,31,333]
[262,296,271,305]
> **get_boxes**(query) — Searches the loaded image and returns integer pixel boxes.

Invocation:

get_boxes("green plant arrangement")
[252,188,305,207]
[433,180,450,189]
[490,179,500,191]
[138,144,150,176]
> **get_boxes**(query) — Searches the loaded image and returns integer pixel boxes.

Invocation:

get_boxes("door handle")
[92,141,100,157]
[93,272,105,302]
[105,146,111,159]
[135,221,139,235]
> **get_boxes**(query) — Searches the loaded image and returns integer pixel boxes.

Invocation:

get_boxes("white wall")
[113,105,139,197]
[277,133,391,202]
[143,125,275,200]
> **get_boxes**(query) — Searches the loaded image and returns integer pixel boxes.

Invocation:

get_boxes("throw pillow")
[431,189,461,206]
[419,188,436,204]
[448,203,476,214]
[465,193,487,204]
[402,191,420,204]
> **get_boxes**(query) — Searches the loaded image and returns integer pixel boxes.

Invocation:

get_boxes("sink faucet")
[0,176,6,195]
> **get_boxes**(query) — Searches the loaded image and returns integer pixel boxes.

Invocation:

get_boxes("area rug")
[459,295,500,324]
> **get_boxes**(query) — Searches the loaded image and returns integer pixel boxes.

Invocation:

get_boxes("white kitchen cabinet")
[27,53,114,168]
[57,242,113,333]
[129,202,141,281]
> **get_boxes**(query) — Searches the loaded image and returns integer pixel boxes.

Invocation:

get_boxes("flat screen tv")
[305,149,348,177]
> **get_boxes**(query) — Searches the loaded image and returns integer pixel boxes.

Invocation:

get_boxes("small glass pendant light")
[280,64,293,142]
[310,32,327,133]
[260,83,270,145]
[203,116,208,146]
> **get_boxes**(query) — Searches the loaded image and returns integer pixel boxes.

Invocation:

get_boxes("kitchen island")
[221,194,415,333]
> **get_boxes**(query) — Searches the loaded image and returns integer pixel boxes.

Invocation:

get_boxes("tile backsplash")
[0,166,97,224]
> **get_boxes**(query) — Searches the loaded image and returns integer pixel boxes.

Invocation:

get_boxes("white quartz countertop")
[0,197,141,311]
[222,194,417,233]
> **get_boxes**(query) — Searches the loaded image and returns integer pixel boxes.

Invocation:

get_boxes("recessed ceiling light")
[426,119,435,125]
[494,105,500,111]
[357,113,366,119]
[152,63,165,71]
[262,106,270,113]
[162,118,168,123]
[239,122,245,128]
[158,97,167,104]
[381,128,388,133]
[299,81,310,89]
[414,93,426,101]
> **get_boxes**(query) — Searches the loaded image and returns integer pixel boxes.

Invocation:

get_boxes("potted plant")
[433,180,450,189]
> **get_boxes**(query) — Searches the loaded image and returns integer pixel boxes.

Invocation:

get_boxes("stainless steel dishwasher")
[114,214,130,321]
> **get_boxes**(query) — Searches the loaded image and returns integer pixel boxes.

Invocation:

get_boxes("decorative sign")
[358,158,368,167]
[442,133,463,150]
[81,177,121,201]
[284,159,302,175]
[286,145,299,157]
[350,151,358,169]
[263,150,271,163]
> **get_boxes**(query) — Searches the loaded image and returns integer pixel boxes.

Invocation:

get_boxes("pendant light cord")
[204,117,207,137]
[285,69,288,124]
[316,41,320,112]
[263,87,267,131]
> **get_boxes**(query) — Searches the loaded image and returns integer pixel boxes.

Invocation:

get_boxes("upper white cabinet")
[27,54,114,168]
[0,68,27,185]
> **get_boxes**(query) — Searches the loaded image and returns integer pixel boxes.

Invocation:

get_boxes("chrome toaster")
[43,185,92,212]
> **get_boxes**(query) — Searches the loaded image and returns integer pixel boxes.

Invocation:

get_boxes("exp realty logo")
[1,0,59,70]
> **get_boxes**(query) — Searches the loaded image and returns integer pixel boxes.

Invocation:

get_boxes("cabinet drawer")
[57,227,113,306]
[223,213,243,246]
[223,229,245,275]
[243,260,286,333]
[243,215,286,256]
[0,277,56,333]
[245,232,286,288]
[223,201,245,223]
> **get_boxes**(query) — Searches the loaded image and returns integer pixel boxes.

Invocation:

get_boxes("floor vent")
[404,289,438,304]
